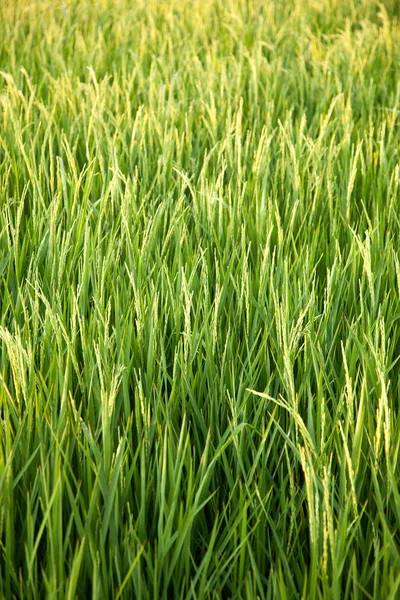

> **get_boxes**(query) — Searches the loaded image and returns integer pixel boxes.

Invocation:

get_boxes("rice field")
[1,0,400,597]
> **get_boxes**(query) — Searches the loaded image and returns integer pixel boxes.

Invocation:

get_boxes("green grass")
[1,0,400,597]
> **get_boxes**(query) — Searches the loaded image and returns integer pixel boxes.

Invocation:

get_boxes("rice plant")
[0,0,400,598]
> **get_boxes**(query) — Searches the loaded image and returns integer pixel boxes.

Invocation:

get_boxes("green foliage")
[0,0,400,597]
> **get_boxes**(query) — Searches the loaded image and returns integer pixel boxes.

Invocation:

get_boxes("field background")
[1,0,400,598]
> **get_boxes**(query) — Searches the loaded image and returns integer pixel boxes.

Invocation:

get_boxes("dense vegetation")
[1,0,400,597]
